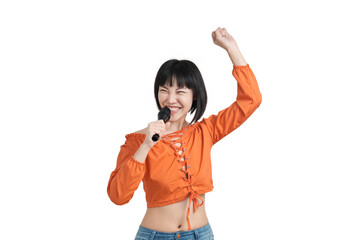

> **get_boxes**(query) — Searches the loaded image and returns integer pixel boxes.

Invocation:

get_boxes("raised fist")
[211,27,238,52]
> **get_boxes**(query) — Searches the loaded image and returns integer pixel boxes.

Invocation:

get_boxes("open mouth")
[167,106,181,114]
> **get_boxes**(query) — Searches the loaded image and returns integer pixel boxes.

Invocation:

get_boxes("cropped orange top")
[107,64,262,230]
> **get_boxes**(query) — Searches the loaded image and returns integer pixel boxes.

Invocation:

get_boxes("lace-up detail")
[162,128,204,230]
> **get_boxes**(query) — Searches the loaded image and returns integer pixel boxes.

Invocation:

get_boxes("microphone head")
[158,106,171,123]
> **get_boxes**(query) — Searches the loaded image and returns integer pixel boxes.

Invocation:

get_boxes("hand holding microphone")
[140,106,171,150]
[152,106,171,141]
[133,107,171,164]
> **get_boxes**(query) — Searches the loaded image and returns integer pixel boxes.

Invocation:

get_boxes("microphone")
[152,106,171,142]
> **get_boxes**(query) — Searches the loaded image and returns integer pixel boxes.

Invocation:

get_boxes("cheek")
[157,95,165,104]
[183,96,194,108]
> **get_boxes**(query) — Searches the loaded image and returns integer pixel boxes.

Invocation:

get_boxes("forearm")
[107,143,146,205]
[133,143,152,163]
[227,44,247,66]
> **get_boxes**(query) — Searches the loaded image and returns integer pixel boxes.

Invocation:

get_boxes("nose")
[166,93,177,104]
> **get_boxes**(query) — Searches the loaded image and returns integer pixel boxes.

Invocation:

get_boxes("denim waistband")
[135,224,213,240]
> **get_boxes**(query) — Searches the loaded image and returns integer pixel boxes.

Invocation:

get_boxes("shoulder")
[125,128,146,141]
[134,128,147,135]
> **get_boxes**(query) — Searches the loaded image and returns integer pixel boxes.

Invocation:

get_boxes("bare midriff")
[140,194,208,232]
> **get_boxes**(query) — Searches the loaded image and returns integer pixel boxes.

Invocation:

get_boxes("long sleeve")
[107,134,146,205]
[202,64,262,144]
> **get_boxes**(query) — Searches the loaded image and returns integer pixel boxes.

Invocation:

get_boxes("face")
[158,79,194,124]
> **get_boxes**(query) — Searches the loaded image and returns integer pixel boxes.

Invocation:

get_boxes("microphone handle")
[152,106,170,142]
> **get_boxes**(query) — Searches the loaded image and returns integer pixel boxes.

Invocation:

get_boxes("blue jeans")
[135,224,214,240]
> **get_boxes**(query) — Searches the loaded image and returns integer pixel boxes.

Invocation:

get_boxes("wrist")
[140,142,152,152]
[225,42,239,54]
[227,47,247,66]
[133,142,152,164]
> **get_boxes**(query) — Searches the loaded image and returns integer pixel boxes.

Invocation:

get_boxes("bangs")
[160,66,195,91]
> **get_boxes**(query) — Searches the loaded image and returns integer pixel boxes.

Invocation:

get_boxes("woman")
[107,27,262,240]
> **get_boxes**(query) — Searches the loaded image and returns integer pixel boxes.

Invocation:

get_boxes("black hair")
[154,59,207,124]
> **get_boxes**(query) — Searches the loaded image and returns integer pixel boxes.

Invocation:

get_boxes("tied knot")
[186,191,204,230]
[190,191,204,212]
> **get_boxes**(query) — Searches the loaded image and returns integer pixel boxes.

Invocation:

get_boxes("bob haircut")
[154,59,207,125]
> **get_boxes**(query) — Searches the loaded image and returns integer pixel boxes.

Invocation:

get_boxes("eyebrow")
[160,86,187,90]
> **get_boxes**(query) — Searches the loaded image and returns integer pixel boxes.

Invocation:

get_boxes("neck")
[166,119,189,133]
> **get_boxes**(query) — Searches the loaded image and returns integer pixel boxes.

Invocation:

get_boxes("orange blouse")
[107,64,262,230]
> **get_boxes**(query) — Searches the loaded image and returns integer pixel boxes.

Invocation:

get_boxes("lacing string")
[186,191,204,230]
[162,130,203,230]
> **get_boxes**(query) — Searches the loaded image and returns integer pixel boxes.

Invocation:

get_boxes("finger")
[150,125,165,133]
[150,122,168,133]
[212,31,217,43]
[223,28,228,37]
[214,29,223,39]
[219,28,227,37]
[149,121,165,128]
[155,120,166,124]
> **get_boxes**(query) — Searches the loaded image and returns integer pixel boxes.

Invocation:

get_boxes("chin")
[169,115,185,123]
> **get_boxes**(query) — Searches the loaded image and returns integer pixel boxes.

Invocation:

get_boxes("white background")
[1,0,359,239]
